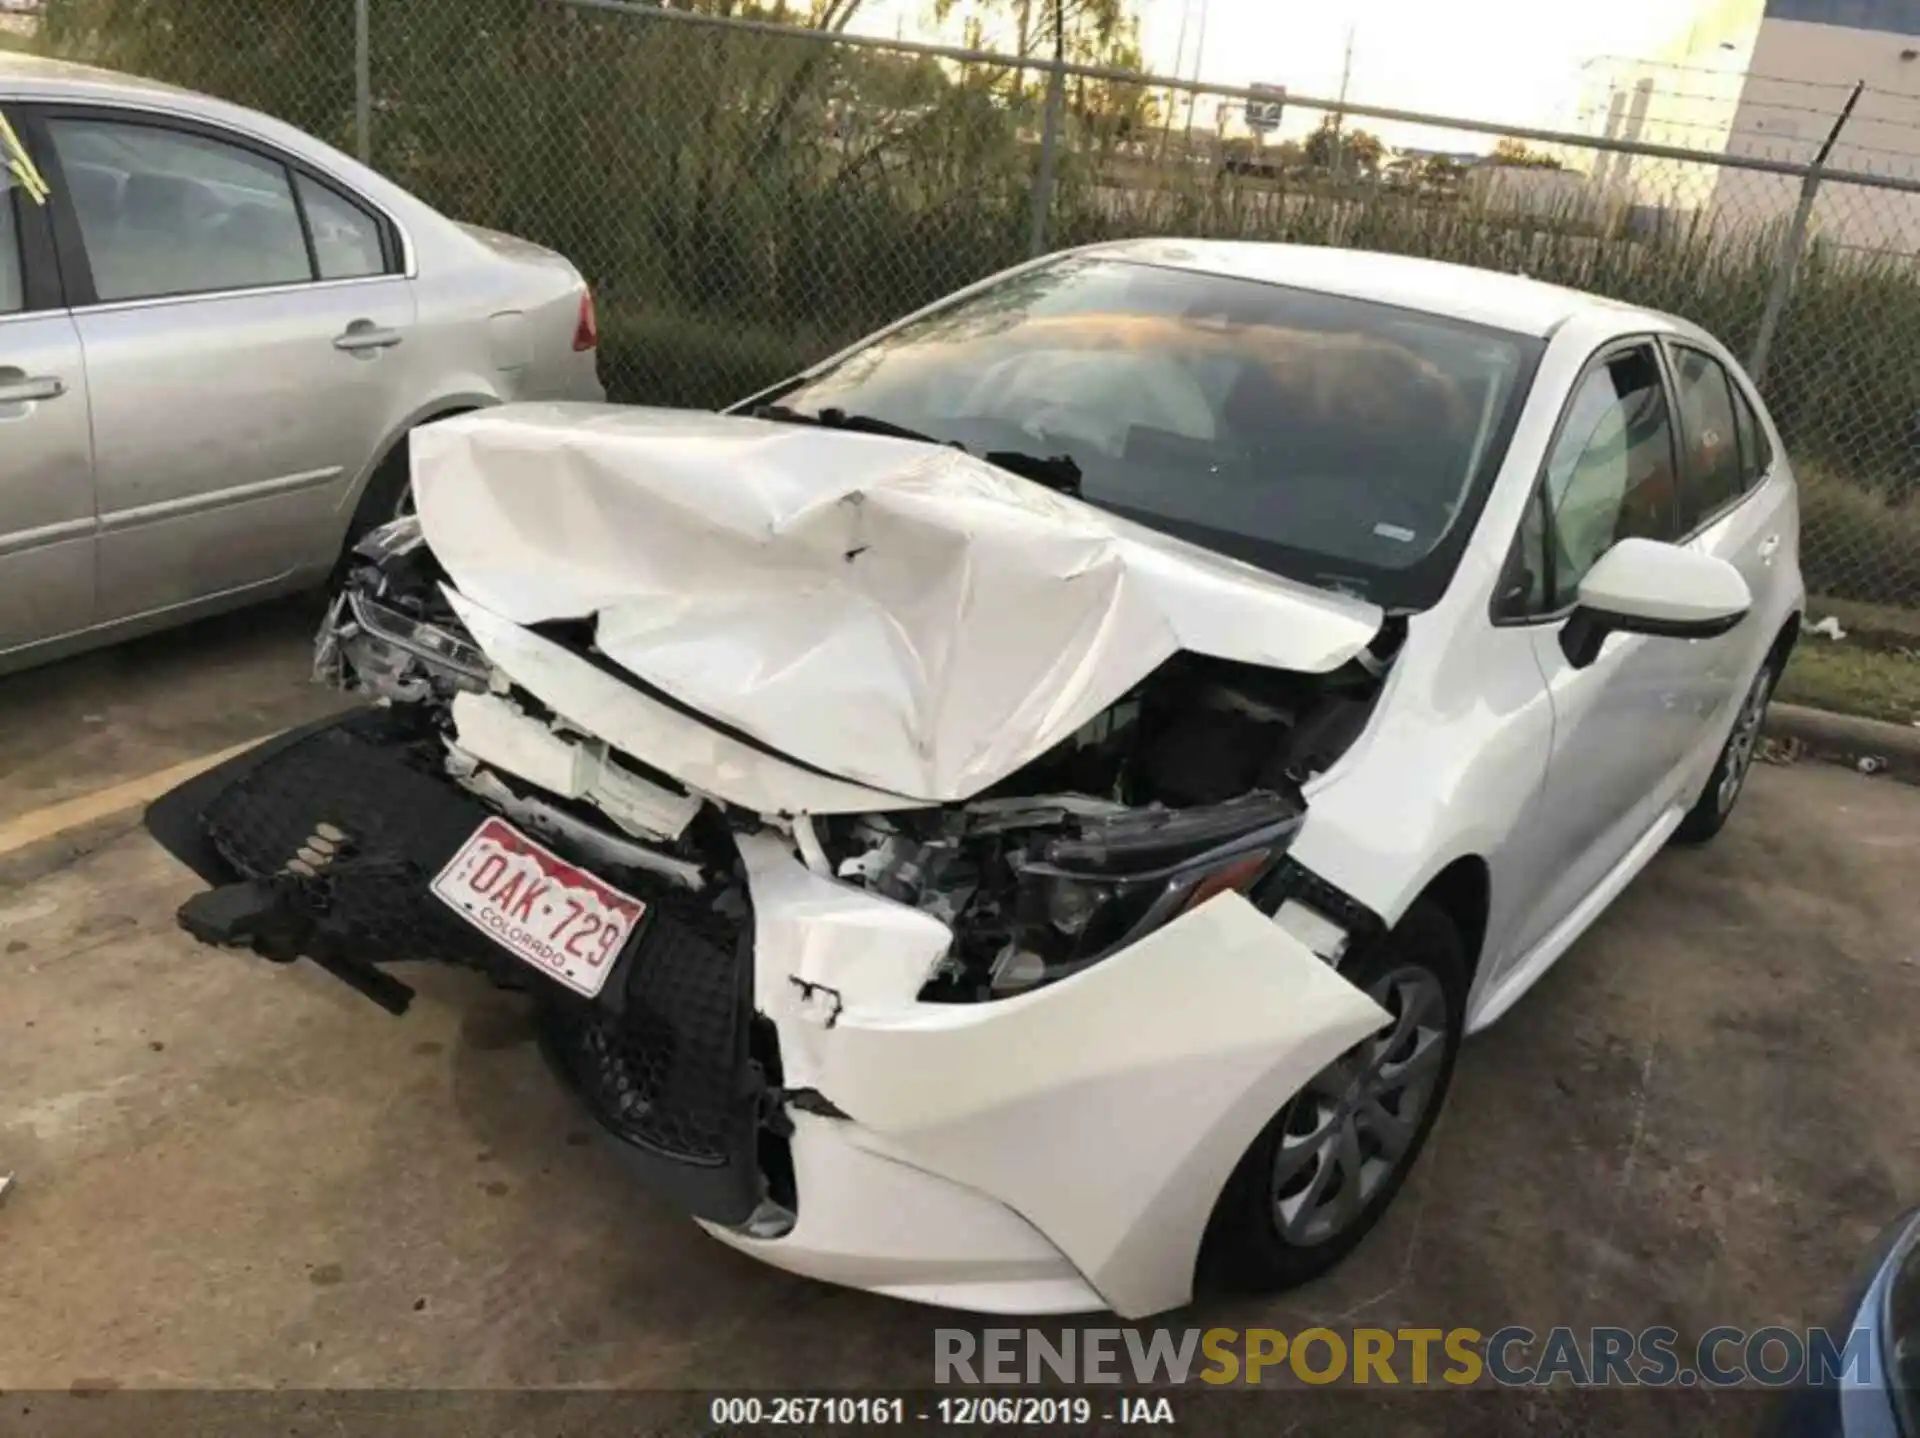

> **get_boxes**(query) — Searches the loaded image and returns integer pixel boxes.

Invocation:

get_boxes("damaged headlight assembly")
[1003,793,1303,988]
[834,792,1312,1001]
[314,516,491,700]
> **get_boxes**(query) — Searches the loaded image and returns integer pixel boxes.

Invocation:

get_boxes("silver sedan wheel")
[1271,965,1448,1248]
[1716,665,1774,816]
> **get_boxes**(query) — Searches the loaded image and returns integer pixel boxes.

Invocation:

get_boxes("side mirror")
[1560,537,1751,668]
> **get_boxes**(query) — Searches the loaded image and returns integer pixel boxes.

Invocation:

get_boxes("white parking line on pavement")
[0,737,270,860]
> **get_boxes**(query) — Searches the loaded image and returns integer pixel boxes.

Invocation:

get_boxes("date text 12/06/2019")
[706,1396,1177,1426]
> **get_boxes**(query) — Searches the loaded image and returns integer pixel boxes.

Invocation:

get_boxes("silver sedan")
[0,53,604,674]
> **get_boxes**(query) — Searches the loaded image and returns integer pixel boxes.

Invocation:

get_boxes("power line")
[1569,69,1920,167]
[1583,51,1920,105]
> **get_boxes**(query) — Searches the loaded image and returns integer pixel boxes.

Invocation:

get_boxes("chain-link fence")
[19,0,1920,631]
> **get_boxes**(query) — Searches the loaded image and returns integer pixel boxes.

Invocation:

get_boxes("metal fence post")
[1748,80,1861,389]
[354,0,372,166]
[1028,58,1065,257]
[1748,179,1818,390]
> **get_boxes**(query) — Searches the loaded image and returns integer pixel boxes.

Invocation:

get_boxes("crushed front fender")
[730,832,1391,1318]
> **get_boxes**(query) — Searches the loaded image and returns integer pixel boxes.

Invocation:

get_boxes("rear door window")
[1668,344,1746,529]
[47,116,312,302]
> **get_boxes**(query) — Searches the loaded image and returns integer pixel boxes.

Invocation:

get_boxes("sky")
[848,0,1691,148]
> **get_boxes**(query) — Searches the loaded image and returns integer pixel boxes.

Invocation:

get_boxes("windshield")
[759,256,1545,609]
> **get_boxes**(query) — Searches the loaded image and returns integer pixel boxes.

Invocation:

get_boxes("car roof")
[0,51,442,237]
[1080,237,1659,339]
[0,50,197,104]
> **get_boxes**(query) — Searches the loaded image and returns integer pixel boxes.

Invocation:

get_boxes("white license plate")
[429,816,645,998]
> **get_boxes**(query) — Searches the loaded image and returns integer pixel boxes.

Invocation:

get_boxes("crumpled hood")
[410,403,1383,803]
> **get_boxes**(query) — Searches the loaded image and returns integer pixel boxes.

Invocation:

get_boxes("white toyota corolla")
[146,241,1802,1320]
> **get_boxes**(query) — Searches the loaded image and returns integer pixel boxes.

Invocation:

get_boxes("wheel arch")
[1767,609,1801,671]
[335,392,499,528]
[1412,854,1491,993]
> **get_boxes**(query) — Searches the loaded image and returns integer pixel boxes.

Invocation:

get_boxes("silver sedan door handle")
[333,324,403,354]
[0,374,66,404]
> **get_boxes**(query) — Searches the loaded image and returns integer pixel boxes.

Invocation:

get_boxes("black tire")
[341,441,413,555]
[1671,653,1779,847]
[330,416,458,586]
[1198,898,1467,1296]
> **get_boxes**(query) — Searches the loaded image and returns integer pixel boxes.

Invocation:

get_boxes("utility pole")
[1170,0,1195,83]
[354,0,371,165]
[1184,0,1211,145]
[1330,23,1354,176]
[1159,0,1195,160]
[1016,0,1033,103]
[1028,0,1067,255]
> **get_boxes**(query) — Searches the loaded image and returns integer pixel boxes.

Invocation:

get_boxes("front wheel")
[1198,898,1466,1295]
[1672,655,1778,846]
[337,412,480,572]
[345,444,414,544]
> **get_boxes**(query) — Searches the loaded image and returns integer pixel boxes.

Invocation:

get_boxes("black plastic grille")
[193,710,757,1171]
[200,711,499,969]
[543,887,752,1167]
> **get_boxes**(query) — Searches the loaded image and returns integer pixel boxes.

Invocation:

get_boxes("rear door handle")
[0,375,66,405]
[333,324,403,353]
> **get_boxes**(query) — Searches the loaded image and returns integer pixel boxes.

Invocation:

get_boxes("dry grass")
[1779,638,1920,726]
[1797,466,1920,610]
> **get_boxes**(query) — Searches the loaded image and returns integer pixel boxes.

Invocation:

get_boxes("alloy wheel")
[1716,666,1774,816]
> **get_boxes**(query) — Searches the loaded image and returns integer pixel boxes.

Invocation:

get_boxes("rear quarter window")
[296,173,387,280]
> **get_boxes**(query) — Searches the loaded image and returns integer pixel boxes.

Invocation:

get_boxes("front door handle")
[0,375,66,405]
[333,323,403,354]
[1757,533,1781,563]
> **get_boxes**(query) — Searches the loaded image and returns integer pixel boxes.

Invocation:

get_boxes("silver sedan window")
[49,116,311,302]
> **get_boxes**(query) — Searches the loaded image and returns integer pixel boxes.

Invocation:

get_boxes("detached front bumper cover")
[145,708,772,1227]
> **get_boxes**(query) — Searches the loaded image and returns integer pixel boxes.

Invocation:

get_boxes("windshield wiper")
[749,403,948,447]
[750,404,1081,497]
[984,450,1082,498]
